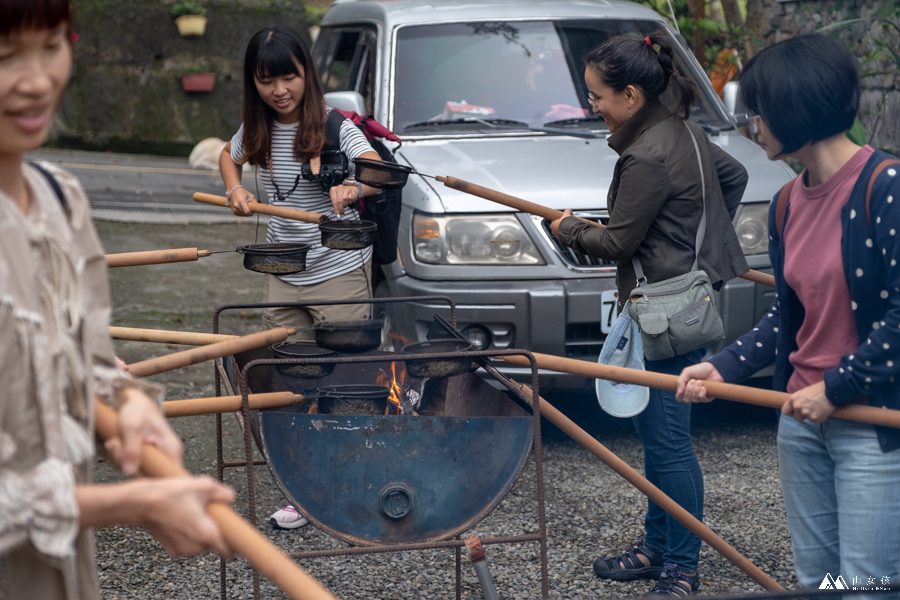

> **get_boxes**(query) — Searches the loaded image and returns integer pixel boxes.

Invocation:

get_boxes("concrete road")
[27,147,267,223]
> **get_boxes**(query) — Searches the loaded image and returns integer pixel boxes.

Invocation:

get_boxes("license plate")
[600,289,619,334]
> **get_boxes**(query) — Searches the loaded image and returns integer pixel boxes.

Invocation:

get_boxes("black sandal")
[644,563,701,597]
[593,538,665,581]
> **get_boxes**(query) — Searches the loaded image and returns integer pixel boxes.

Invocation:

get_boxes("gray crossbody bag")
[628,121,725,361]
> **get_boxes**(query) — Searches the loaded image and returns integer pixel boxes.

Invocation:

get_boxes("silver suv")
[313,0,794,392]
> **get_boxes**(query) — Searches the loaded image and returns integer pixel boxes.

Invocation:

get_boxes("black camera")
[301,150,350,195]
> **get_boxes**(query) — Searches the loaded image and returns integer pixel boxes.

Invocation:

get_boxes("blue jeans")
[778,416,900,596]
[632,349,705,572]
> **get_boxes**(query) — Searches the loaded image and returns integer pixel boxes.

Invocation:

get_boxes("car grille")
[565,322,607,360]
[537,214,617,270]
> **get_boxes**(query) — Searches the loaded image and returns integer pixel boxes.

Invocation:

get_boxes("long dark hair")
[0,0,72,36]
[740,34,859,155]
[584,30,696,120]
[240,26,327,168]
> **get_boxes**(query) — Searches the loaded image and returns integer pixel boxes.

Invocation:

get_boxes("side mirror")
[324,91,367,115]
[722,81,747,127]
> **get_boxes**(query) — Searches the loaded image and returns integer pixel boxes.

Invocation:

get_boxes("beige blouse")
[0,163,162,600]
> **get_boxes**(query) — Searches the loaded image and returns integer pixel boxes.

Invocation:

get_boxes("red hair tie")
[645,36,653,47]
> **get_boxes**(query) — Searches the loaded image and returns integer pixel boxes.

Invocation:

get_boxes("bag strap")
[29,161,70,219]
[774,177,797,239]
[631,120,706,285]
[322,109,346,154]
[866,158,900,232]
[776,156,900,239]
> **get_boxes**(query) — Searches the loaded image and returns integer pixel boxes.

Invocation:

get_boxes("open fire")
[376,363,419,415]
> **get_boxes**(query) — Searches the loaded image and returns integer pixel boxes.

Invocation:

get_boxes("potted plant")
[171,1,208,37]
[180,62,218,92]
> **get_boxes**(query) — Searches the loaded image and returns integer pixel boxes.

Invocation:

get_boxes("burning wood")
[377,363,419,415]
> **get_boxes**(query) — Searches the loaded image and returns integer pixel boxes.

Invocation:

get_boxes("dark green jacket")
[557,99,749,307]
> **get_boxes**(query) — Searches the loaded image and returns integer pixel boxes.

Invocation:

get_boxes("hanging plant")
[171,1,208,37]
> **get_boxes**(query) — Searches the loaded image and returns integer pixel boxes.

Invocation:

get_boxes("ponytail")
[585,29,697,119]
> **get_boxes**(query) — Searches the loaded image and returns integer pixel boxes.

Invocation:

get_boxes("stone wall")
[754,0,900,154]
[55,1,312,155]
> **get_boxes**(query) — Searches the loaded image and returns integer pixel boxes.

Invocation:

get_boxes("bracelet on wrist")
[226,184,244,200]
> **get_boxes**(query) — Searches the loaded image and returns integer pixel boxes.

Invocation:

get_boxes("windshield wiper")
[543,115,607,127]
[403,117,529,131]
[403,116,597,138]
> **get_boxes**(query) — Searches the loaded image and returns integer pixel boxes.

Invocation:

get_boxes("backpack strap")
[322,109,346,154]
[774,177,797,238]
[866,158,900,231]
[29,161,70,219]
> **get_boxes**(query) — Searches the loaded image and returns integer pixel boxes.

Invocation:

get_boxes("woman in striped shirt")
[220,26,382,342]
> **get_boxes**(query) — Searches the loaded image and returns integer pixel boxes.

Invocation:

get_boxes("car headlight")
[735,203,769,256]
[413,213,545,265]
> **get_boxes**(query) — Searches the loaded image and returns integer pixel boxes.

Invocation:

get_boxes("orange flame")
[376,362,407,415]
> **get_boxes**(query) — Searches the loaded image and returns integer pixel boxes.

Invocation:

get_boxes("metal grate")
[565,322,607,360]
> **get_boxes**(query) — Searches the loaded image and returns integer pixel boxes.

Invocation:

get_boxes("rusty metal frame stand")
[210,297,549,600]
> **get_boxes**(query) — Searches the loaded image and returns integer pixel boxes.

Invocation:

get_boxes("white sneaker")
[268,504,308,530]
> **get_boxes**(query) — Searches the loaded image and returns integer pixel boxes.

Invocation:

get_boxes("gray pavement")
[27,147,267,223]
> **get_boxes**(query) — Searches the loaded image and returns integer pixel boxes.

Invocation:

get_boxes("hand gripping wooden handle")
[193,192,328,224]
[436,175,776,288]
[93,400,338,600]
[109,326,239,346]
[126,328,294,378]
[163,392,301,417]
[500,352,900,430]
[106,248,211,268]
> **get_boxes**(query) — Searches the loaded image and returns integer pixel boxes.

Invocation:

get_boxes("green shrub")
[170,1,207,18]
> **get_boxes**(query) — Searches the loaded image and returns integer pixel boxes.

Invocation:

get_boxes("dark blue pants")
[632,349,705,572]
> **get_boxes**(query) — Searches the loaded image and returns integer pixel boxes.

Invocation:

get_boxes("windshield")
[393,20,730,134]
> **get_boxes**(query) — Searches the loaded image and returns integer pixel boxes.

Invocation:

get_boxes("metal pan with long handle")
[106,247,212,268]
[352,159,776,288]
[163,392,301,417]
[110,326,239,346]
[193,192,377,252]
[193,192,329,223]
[93,400,339,600]
[127,327,295,378]
[499,351,900,430]
[436,175,776,288]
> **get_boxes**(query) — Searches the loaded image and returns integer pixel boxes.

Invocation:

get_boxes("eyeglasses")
[746,112,763,136]
[587,91,601,107]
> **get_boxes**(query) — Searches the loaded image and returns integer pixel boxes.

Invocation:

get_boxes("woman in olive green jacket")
[550,31,748,597]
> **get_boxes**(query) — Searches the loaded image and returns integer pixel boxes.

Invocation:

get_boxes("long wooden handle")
[437,175,777,288]
[93,400,338,600]
[110,326,239,346]
[502,379,783,591]
[193,192,328,224]
[500,352,900,430]
[127,328,294,378]
[163,392,300,417]
[106,248,211,268]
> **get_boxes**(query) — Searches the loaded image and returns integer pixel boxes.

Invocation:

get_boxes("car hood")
[395,134,617,213]
[394,131,793,214]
